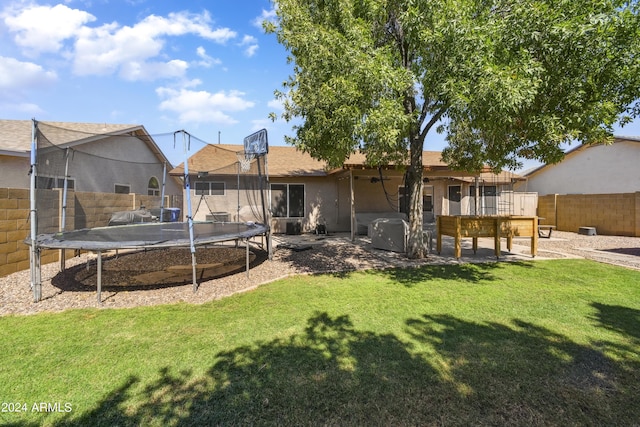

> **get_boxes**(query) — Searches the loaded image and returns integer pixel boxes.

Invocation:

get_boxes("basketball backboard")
[243,129,268,156]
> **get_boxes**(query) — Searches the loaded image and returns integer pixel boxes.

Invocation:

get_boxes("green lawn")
[1,259,639,426]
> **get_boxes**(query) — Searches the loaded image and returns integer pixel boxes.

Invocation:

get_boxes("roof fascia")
[0,149,29,157]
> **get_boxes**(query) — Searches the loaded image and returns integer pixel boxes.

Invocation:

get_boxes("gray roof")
[0,119,142,156]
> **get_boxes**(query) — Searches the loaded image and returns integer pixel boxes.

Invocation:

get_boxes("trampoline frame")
[28,221,268,302]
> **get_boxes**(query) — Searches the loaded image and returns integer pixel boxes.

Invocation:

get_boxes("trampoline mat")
[33,221,268,251]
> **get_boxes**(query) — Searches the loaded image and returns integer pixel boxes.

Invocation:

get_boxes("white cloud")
[0,101,44,115]
[195,46,221,68]
[72,11,237,79]
[156,85,255,125]
[120,59,189,81]
[267,98,284,111]
[2,5,237,81]
[2,3,95,56]
[0,56,57,92]
[251,118,271,131]
[252,8,277,29]
[239,35,258,57]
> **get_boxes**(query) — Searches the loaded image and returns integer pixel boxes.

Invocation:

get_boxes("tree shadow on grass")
[377,261,536,287]
[590,302,640,342]
[10,311,638,426]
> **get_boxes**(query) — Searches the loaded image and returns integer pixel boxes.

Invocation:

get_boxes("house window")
[36,176,75,190]
[195,181,225,196]
[271,183,305,218]
[115,184,130,194]
[470,185,497,215]
[148,177,160,196]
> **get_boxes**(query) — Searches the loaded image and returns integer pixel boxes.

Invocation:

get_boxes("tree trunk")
[406,134,424,259]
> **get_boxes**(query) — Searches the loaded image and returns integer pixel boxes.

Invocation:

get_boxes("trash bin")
[164,208,181,222]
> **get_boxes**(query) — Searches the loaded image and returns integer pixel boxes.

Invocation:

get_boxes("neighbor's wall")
[538,192,640,237]
[0,155,30,189]
[522,140,640,196]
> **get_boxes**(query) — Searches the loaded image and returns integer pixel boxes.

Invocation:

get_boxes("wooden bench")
[538,225,556,238]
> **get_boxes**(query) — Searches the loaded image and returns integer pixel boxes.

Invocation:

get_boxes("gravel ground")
[1,231,638,316]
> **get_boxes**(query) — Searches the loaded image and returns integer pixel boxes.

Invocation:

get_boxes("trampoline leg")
[192,252,198,293]
[97,251,102,304]
[246,239,250,278]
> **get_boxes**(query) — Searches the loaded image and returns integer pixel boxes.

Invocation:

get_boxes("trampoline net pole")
[29,119,42,302]
[160,161,167,222]
[178,130,198,292]
[97,251,102,304]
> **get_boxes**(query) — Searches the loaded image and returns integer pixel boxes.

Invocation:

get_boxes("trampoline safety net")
[33,121,178,236]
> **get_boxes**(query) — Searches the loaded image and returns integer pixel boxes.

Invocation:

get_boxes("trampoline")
[27,124,272,303]
[28,221,268,302]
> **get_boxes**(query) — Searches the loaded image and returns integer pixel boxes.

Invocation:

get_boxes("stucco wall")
[1,135,182,196]
[520,141,640,195]
[0,155,30,188]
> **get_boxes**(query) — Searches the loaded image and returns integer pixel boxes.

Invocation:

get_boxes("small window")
[148,177,160,196]
[115,184,130,194]
[195,181,225,196]
[271,183,305,218]
[36,176,75,190]
[210,182,225,196]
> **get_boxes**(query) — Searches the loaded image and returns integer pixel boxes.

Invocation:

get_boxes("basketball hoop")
[237,151,255,173]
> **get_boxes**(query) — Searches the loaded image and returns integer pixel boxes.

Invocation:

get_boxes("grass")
[0,259,639,426]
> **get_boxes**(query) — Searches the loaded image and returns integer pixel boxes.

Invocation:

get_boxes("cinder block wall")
[537,192,639,237]
[1,188,177,278]
[0,188,57,277]
[536,195,557,226]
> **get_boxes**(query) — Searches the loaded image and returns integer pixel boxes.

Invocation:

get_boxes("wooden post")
[350,169,355,242]
[454,216,461,259]
[531,216,539,257]
[494,217,501,259]
[436,216,442,254]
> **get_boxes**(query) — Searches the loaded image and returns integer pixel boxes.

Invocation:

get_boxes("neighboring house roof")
[171,143,522,181]
[524,136,640,178]
[0,119,172,167]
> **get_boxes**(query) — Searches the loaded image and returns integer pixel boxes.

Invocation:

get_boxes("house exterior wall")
[1,135,182,196]
[0,155,30,188]
[518,141,640,195]
[351,170,405,213]
[271,176,343,233]
[185,168,535,235]
[55,136,181,195]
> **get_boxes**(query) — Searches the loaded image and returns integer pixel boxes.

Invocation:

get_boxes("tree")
[266,0,640,258]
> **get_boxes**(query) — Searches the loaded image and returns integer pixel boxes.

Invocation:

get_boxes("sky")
[1,0,639,173]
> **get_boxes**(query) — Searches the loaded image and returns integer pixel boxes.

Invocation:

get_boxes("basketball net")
[237,151,255,173]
